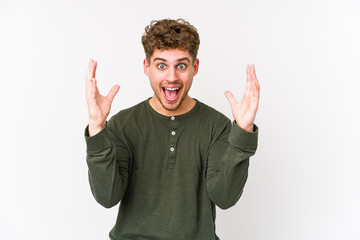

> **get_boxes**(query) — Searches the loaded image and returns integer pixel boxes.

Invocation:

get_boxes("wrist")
[88,121,106,136]
[235,121,253,132]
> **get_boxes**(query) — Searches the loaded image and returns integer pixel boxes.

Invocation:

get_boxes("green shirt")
[85,99,258,240]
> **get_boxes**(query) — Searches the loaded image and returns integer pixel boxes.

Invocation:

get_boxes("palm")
[225,64,260,132]
[87,86,112,121]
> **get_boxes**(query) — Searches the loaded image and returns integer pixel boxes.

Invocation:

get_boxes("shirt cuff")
[228,121,258,151]
[84,124,112,152]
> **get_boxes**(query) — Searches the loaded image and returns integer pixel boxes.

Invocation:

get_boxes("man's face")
[144,48,199,115]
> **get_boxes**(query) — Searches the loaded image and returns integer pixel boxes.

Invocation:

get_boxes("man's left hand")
[225,64,260,132]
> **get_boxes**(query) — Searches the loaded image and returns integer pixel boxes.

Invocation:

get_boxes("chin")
[161,99,182,112]
[156,91,185,112]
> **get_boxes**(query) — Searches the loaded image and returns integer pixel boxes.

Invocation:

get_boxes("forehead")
[150,48,192,62]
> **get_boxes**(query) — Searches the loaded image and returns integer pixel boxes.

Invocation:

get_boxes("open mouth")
[162,87,181,102]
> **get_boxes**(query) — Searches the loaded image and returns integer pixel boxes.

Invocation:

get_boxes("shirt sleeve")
[84,123,131,208]
[206,121,258,209]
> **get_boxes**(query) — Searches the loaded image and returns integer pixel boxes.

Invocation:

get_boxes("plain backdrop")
[1,0,359,239]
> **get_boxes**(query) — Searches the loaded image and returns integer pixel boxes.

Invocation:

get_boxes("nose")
[167,66,179,82]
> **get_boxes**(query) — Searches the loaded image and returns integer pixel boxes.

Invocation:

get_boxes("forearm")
[206,122,258,209]
[85,125,128,208]
[207,150,252,209]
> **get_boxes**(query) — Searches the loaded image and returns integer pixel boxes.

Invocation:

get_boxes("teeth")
[164,87,179,91]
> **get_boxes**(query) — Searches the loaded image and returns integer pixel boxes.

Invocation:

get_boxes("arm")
[84,58,125,208]
[207,64,260,209]
[206,121,258,209]
[85,124,131,208]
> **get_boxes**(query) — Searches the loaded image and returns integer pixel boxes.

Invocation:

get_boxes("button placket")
[168,116,178,169]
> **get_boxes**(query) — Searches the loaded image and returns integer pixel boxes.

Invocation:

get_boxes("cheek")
[181,72,194,84]
[149,69,164,80]
[149,73,163,86]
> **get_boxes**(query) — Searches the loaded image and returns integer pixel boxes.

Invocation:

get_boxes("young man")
[85,19,260,240]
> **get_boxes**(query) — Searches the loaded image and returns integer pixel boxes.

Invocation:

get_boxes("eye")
[157,63,166,70]
[177,63,186,69]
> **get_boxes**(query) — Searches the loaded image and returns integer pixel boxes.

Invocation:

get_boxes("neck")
[149,95,196,116]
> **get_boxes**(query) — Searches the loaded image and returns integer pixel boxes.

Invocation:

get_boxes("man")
[85,19,260,240]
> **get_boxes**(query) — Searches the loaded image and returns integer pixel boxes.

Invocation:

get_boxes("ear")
[143,58,149,76]
[193,58,199,76]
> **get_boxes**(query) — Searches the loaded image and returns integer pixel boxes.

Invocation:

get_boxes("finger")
[245,64,260,103]
[88,77,96,94]
[86,58,96,90]
[245,77,258,100]
[251,64,258,83]
[250,86,260,111]
[246,64,252,89]
[247,64,256,92]
[87,59,97,80]
[85,59,93,86]
[246,64,250,80]
[224,91,237,106]
[251,64,260,90]
[92,60,97,78]
[86,77,96,99]
[88,58,94,71]
[244,83,252,100]
[107,85,120,103]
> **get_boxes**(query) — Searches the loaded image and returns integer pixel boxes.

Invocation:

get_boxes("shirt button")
[171,131,176,136]
[170,147,175,152]
[171,116,175,120]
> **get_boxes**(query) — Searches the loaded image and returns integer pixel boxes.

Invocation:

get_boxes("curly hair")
[141,19,200,63]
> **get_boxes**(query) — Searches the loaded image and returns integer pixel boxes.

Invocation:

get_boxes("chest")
[126,118,212,174]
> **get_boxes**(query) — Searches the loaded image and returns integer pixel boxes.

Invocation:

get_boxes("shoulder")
[107,100,148,130]
[196,100,230,125]
[193,100,232,144]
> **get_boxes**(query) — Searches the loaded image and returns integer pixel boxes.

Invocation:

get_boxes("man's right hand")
[85,58,120,136]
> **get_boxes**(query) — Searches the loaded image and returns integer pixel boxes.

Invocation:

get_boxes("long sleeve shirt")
[85,99,258,240]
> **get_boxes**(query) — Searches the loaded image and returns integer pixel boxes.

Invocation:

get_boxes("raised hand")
[224,64,260,132]
[85,58,120,136]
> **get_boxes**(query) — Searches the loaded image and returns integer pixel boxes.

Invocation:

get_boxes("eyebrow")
[153,57,191,63]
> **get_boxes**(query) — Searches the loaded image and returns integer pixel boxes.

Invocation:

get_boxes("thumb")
[224,91,237,106]
[107,84,120,103]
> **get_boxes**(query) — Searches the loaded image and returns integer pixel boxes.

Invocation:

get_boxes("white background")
[1,0,359,239]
